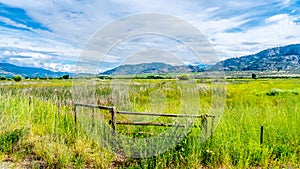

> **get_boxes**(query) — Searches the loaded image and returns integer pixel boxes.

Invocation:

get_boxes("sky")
[0,0,300,72]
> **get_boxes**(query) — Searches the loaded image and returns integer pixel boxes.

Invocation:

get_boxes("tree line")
[0,74,70,82]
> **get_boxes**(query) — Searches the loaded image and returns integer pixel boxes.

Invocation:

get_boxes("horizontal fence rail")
[74,103,215,136]
[74,103,113,110]
[116,121,187,127]
[117,111,212,118]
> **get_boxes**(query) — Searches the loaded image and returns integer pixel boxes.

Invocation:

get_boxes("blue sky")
[0,0,300,72]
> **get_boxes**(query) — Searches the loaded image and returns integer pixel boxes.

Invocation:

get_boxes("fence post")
[110,107,116,135]
[92,107,95,129]
[58,102,60,116]
[203,118,208,137]
[74,104,77,125]
[211,116,215,137]
[29,96,32,106]
[260,126,264,145]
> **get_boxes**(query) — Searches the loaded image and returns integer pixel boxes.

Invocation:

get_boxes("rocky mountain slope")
[0,63,70,78]
[213,44,300,71]
[100,62,207,75]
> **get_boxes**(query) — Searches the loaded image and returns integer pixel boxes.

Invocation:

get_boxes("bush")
[0,128,25,153]
[13,75,22,82]
[178,74,190,80]
[62,74,70,79]
[98,75,112,79]
[147,75,164,79]
[266,88,299,96]
[0,76,6,80]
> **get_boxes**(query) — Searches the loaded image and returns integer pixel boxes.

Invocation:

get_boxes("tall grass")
[0,83,113,168]
[0,78,299,168]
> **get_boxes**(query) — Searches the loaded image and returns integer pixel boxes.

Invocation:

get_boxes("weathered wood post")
[74,104,77,125]
[29,96,32,106]
[57,102,60,116]
[92,107,95,129]
[260,126,264,145]
[110,107,117,135]
[211,116,215,137]
[203,118,208,137]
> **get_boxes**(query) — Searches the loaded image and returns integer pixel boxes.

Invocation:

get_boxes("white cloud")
[2,50,12,56]
[0,16,33,30]
[205,7,220,13]
[212,13,300,59]
[280,0,291,7]
[265,14,293,24]
[0,0,299,71]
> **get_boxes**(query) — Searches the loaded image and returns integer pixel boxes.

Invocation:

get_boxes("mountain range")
[1,44,300,77]
[0,63,70,78]
[101,44,300,75]
[100,62,208,75]
[213,44,300,71]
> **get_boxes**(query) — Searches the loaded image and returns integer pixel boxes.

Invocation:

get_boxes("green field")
[0,78,299,168]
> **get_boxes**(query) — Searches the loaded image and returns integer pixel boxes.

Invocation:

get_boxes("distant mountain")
[3,44,299,78]
[100,62,207,75]
[0,63,70,78]
[213,44,300,71]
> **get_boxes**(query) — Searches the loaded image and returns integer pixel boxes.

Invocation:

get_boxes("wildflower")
[206,149,215,155]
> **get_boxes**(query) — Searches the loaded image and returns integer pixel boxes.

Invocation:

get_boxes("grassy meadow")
[0,77,300,168]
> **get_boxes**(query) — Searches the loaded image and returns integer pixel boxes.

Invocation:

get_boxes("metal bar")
[116,121,186,127]
[74,103,112,110]
[117,111,210,118]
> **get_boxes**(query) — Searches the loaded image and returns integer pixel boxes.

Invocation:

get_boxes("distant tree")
[98,75,112,79]
[62,74,69,79]
[0,76,6,80]
[13,75,22,82]
[147,75,164,79]
[178,74,190,80]
[252,73,257,79]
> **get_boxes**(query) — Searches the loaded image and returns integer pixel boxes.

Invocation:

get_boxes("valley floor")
[0,78,299,168]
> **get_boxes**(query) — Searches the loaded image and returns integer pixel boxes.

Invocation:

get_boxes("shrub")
[0,128,25,153]
[178,74,190,80]
[62,75,70,79]
[13,75,22,82]
[266,88,299,96]
[147,75,164,79]
[98,75,112,79]
[0,76,6,80]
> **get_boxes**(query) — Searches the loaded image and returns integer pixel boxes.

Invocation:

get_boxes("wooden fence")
[74,103,215,136]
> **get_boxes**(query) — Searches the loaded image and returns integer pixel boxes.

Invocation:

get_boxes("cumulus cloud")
[0,0,299,72]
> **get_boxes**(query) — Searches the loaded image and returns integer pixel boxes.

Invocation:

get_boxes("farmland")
[0,77,300,168]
